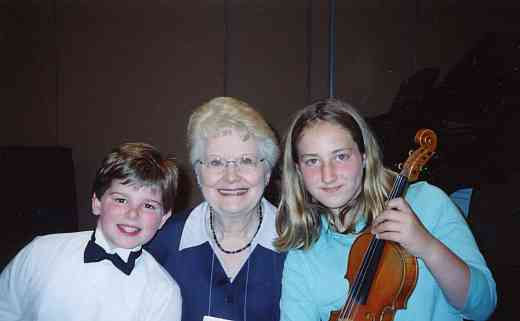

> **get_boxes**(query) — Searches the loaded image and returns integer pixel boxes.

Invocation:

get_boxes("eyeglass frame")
[195,154,267,173]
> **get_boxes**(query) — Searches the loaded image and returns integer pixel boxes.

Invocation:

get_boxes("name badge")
[203,316,232,321]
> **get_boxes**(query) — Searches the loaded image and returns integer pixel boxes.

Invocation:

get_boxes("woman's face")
[296,121,365,215]
[196,128,270,217]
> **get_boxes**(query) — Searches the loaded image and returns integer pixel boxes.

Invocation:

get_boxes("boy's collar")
[95,226,142,263]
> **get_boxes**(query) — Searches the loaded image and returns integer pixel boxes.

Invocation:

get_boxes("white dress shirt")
[0,229,182,321]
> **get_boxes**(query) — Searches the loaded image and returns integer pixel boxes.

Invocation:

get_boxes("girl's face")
[296,121,365,215]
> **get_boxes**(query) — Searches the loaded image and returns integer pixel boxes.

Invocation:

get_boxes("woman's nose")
[222,164,240,183]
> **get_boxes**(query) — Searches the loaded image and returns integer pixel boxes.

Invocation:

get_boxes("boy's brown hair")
[92,142,178,214]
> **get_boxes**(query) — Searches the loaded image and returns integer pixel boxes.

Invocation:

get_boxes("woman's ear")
[195,173,202,187]
[192,168,202,187]
[264,171,271,187]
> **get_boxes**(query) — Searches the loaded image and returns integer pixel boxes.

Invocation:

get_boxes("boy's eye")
[114,198,127,204]
[144,203,157,210]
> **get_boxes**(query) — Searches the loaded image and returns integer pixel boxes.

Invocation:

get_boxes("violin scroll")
[400,129,438,182]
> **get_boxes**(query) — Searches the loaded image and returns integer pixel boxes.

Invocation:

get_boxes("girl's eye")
[303,158,320,167]
[335,153,350,162]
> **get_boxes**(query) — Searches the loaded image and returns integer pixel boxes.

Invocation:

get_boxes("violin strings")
[339,235,380,319]
[389,174,406,199]
[337,175,406,320]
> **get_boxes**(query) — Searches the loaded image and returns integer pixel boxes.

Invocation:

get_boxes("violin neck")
[389,174,409,199]
[348,175,410,304]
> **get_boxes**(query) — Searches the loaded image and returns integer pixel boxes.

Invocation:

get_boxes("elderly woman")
[147,97,285,321]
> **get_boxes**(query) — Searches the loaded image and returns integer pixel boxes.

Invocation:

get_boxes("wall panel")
[58,1,226,228]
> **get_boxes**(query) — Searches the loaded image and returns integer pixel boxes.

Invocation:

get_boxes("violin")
[329,129,438,321]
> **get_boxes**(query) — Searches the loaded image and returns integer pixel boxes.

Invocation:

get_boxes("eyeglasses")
[197,154,266,174]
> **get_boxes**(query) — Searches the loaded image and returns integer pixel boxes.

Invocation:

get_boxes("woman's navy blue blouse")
[146,208,286,321]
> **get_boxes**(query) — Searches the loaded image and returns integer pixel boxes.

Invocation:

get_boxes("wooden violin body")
[329,233,418,321]
[329,129,437,321]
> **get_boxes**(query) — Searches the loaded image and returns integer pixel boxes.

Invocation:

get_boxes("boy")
[0,142,181,321]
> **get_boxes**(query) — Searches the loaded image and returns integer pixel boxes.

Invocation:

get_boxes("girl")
[275,98,496,321]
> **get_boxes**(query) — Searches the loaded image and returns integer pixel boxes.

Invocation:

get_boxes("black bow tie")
[84,232,142,275]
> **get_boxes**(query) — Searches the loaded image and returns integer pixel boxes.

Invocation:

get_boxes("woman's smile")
[217,188,249,196]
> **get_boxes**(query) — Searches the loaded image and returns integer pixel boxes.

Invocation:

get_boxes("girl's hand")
[371,197,472,310]
[371,197,436,259]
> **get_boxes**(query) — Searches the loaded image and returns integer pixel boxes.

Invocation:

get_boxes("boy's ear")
[158,211,172,229]
[91,193,102,216]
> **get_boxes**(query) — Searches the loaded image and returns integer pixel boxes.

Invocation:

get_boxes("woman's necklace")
[209,204,263,255]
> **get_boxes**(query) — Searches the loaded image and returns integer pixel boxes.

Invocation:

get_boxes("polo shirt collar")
[321,214,368,241]
[179,198,279,252]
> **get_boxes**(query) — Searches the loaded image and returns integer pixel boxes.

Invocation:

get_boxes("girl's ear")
[296,162,302,174]
[91,193,101,216]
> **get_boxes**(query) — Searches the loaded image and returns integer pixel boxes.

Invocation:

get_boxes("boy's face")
[92,179,171,249]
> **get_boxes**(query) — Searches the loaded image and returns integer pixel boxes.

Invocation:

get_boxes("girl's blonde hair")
[275,98,395,251]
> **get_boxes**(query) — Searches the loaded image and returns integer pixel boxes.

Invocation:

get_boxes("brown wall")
[2,0,519,230]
